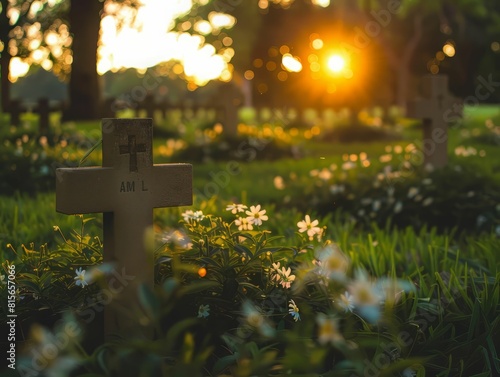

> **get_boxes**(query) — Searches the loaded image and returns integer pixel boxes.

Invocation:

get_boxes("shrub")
[2,209,498,376]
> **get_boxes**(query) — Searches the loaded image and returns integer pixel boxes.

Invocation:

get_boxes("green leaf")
[234,244,253,258]
[138,283,160,319]
[165,318,199,349]
[179,280,219,295]
[212,354,239,375]
[79,139,102,167]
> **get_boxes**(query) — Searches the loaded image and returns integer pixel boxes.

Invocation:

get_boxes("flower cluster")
[270,262,296,289]
[226,204,268,230]
[182,210,205,223]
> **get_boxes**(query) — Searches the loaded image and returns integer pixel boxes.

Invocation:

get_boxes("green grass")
[1,105,499,249]
[0,105,499,376]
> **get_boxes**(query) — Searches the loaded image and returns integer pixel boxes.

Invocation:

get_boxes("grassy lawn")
[0,106,499,376]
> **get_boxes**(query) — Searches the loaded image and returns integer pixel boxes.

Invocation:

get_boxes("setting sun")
[327,54,346,73]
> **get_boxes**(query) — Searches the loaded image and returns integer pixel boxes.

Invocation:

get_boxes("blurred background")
[1,0,499,119]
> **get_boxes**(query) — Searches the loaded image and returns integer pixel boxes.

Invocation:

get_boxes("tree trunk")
[0,0,12,112]
[0,45,11,113]
[395,14,423,110]
[64,0,103,120]
[395,64,410,110]
[377,13,423,111]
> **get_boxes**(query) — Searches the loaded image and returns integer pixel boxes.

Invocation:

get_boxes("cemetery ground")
[0,106,499,376]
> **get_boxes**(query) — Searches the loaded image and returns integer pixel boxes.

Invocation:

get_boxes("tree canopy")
[1,0,498,116]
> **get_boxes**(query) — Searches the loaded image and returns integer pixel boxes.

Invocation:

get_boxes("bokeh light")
[282,53,303,72]
[312,38,324,50]
[9,0,236,86]
[443,43,456,57]
[312,0,330,7]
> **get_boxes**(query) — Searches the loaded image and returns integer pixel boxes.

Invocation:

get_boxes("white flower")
[288,299,301,322]
[272,265,295,289]
[226,203,248,214]
[74,268,88,288]
[394,201,403,214]
[422,197,433,206]
[193,210,205,221]
[348,269,383,323]
[279,267,296,289]
[316,314,343,345]
[245,205,268,226]
[349,270,381,306]
[243,301,275,337]
[161,230,192,249]
[235,216,253,231]
[407,187,419,198]
[182,210,205,223]
[0,274,6,285]
[198,304,210,318]
[181,210,194,222]
[372,200,381,212]
[315,245,349,281]
[329,184,345,195]
[337,291,355,313]
[297,215,321,240]
[361,198,372,206]
[402,367,417,377]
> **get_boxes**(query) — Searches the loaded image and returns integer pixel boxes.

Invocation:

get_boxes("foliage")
[1,209,499,376]
[277,152,500,234]
[321,123,401,143]
[173,123,300,163]
[0,121,100,195]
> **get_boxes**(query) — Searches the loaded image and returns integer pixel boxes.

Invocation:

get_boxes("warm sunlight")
[9,57,30,82]
[282,53,303,73]
[9,0,236,86]
[327,54,346,73]
[97,0,236,86]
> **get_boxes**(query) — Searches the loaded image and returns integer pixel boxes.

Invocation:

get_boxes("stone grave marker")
[9,99,23,127]
[56,118,192,337]
[213,83,242,137]
[408,74,462,168]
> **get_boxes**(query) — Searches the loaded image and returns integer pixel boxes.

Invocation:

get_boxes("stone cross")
[213,83,242,137]
[35,98,50,136]
[56,118,192,337]
[9,99,23,127]
[407,74,462,168]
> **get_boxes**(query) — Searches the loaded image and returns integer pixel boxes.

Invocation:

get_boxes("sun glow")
[9,0,236,86]
[97,0,236,85]
[327,54,346,73]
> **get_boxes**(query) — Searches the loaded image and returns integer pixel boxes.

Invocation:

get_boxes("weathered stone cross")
[408,74,462,168]
[56,118,192,336]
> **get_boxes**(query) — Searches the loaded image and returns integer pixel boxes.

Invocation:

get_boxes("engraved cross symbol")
[119,135,146,172]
